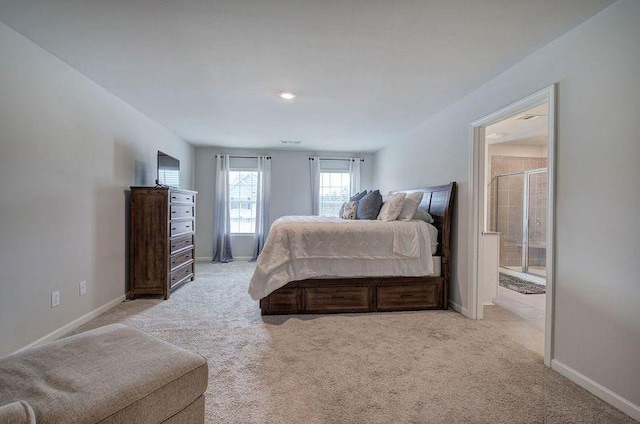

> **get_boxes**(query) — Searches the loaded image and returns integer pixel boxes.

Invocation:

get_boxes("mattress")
[248,216,438,300]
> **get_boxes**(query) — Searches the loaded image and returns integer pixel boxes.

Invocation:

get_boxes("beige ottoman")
[0,324,208,423]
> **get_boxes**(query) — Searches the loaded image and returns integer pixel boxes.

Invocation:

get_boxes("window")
[319,171,351,216]
[229,170,258,233]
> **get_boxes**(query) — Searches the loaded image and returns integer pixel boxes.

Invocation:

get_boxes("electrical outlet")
[79,281,87,296]
[51,291,60,308]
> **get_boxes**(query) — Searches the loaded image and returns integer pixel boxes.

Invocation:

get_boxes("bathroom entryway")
[483,103,549,353]
[470,86,555,365]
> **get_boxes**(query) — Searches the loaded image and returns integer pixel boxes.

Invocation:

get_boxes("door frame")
[468,85,556,366]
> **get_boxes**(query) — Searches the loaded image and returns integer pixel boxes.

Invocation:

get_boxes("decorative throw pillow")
[377,193,407,221]
[350,190,368,202]
[414,208,435,224]
[397,192,424,221]
[339,202,347,218]
[356,190,383,220]
[340,201,358,219]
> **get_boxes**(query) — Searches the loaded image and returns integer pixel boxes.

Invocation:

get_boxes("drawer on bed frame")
[376,281,443,311]
[304,286,372,313]
[260,287,301,314]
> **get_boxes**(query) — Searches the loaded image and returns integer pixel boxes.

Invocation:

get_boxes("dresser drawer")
[304,287,370,312]
[170,263,193,289]
[170,191,195,204]
[170,249,193,272]
[170,220,194,237]
[170,234,193,255]
[377,284,441,311]
[170,204,194,219]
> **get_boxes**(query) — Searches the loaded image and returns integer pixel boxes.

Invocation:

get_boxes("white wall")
[194,148,374,259]
[0,21,194,356]
[487,141,547,158]
[373,0,640,409]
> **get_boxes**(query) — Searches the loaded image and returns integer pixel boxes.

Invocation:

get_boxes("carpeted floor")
[73,262,634,423]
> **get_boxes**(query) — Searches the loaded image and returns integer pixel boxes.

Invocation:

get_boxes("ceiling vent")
[280,140,302,145]
[514,113,544,121]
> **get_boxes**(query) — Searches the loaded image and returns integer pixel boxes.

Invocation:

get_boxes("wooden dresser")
[129,187,197,299]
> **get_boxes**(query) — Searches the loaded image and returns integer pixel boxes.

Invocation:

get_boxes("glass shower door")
[526,171,548,277]
[496,173,524,273]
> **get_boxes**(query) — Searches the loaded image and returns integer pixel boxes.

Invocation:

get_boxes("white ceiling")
[0,0,614,152]
[486,104,549,146]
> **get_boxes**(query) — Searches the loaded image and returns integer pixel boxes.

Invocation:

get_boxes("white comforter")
[248,216,435,300]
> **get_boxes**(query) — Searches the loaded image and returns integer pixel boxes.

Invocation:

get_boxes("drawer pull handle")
[171,227,177,231]
[400,294,413,298]
[172,211,176,214]
[331,296,346,300]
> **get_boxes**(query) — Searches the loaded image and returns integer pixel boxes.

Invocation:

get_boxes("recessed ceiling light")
[279,91,296,100]
[486,132,508,139]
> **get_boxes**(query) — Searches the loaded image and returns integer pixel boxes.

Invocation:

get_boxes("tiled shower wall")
[488,156,547,268]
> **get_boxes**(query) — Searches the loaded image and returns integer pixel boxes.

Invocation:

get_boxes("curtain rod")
[308,157,365,162]
[215,155,271,159]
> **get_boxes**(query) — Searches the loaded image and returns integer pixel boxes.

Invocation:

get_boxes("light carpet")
[73,262,634,423]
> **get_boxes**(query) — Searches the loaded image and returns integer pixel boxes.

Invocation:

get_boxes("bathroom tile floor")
[483,286,546,356]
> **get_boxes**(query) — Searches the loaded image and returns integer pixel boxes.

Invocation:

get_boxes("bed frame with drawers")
[259,182,456,315]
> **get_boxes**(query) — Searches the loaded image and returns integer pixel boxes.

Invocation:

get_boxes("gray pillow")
[357,190,383,220]
[350,190,368,202]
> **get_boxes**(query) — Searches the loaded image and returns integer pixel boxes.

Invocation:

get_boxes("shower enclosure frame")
[494,168,548,278]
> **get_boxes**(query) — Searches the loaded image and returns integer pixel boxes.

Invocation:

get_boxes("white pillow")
[414,208,435,224]
[377,193,406,221]
[340,201,358,219]
[397,192,424,221]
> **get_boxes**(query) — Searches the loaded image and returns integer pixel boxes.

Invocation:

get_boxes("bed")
[250,182,456,315]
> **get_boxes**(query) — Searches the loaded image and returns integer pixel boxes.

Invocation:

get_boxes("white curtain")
[310,156,321,215]
[212,154,233,262]
[251,156,271,261]
[349,158,362,196]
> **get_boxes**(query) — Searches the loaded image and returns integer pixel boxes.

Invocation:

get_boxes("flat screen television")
[156,151,180,187]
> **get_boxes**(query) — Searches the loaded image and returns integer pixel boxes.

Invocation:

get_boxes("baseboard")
[551,359,640,421]
[14,294,127,354]
[448,300,470,317]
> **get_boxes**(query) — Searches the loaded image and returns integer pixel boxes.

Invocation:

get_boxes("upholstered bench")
[0,324,208,423]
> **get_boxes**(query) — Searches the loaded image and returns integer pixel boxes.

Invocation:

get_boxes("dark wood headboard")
[396,182,456,282]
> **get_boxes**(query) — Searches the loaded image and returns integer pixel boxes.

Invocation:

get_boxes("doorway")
[470,86,556,366]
